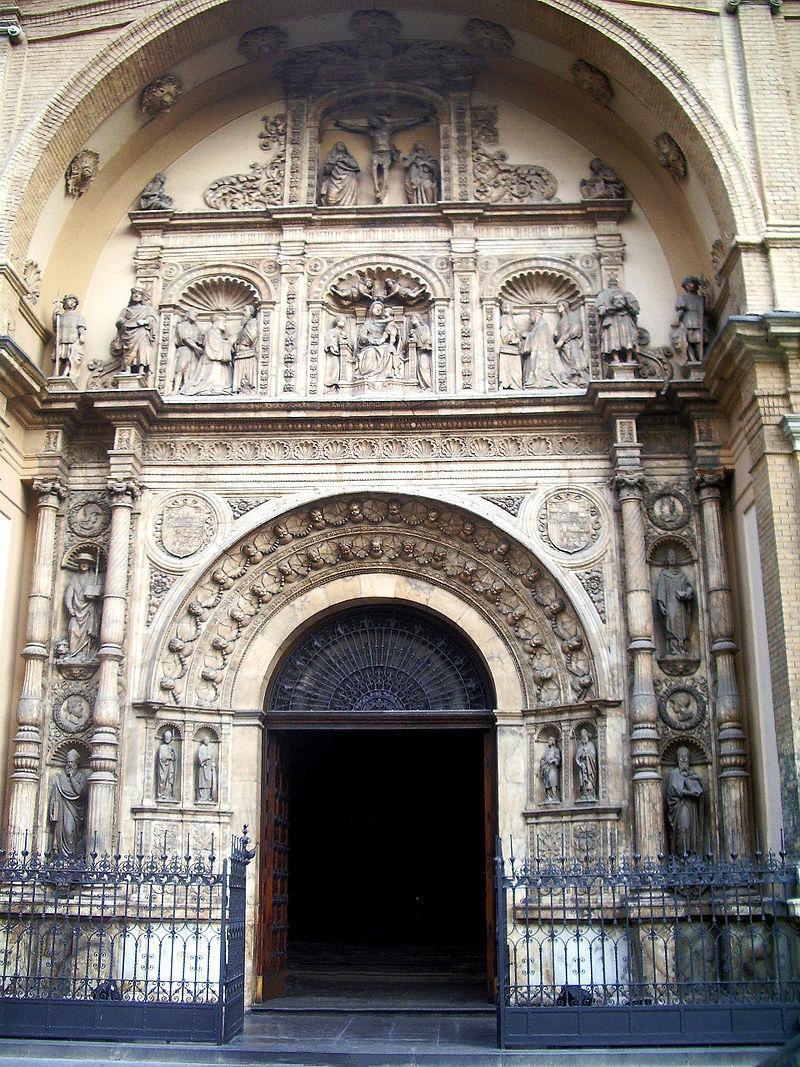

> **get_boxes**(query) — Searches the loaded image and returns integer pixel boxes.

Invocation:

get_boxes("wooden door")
[483,728,498,998]
[259,731,289,998]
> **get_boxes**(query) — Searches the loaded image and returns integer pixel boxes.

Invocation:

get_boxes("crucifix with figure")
[334,111,432,203]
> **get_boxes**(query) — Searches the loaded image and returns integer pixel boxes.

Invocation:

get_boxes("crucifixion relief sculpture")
[332,109,432,203]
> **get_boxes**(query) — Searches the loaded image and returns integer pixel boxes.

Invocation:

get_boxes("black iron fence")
[0,828,253,1043]
[496,840,800,1048]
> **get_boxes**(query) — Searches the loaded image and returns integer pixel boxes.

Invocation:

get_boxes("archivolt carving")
[153,496,596,710]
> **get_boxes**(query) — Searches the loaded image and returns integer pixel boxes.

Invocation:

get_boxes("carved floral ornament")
[152,496,596,710]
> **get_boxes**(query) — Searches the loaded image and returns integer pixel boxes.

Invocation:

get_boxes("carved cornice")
[0,336,46,425]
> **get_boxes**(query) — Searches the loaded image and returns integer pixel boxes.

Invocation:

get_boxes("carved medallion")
[53,691,93,734]
[646,489,692,531]
[68,497,111,537]
[658,683,706,732]
[155,495,217,559]
[538,491,601,554]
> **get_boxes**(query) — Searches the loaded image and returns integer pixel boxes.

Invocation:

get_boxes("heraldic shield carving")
[155,494,218,559]
[538,490,602,554]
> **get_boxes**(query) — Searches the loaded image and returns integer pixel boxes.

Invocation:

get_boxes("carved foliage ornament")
[463,18,513,53]
[156,497,596,709]
[571,60,613,108]
[537,491,602,555]
[154,494,218,559]
[471,106,557,205]
[239,25,289,62]
[204,115,286,211]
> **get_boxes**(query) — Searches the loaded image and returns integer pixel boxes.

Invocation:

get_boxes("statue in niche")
[553,302,587,384]
[403,142,439,204]
[355,300,403,380]
[319,142,360,206]
[232,304,258,393]
[63,551,103,662]
[156,729,177,800]
[48,749,88,858]
[539,736,561,802]
[172,310,203,393]
[580,158,626,199]
[498,301,522,389]
[655,549,694,657]
[574,728,597,800]
[408,313,432,389]
[111,287,158,375]
[196,738,217,802]
[521,308,566,388]
[596,286,640,364]
[52,294,86,377]
[333,110,432,203]
[323,317,353,388]
[666,746,704,854]
[671,276,706,366]
[182,315,232,395]
[137,173,173,211]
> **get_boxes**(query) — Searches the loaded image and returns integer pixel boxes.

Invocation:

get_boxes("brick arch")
[0,0,763,263]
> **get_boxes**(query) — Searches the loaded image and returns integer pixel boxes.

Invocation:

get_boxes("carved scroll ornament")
[204,115,286,211]
[155,496,596,710]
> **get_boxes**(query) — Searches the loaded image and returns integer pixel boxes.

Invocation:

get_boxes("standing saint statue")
[232,304,258,393]
[408,314,433,389]
[48,749,88,858]
[52,294,86,378]
[323,317,353,389]
[540,736,562,802]
[574,728,597,800]
[111,287,158,375]
[666,746,704,855]
[655,549,694,656]
[156,729,177,800]
[183,315,232,395]
[596,286,640,364]
[196,738,217,802]
[498,301,522,389]
[319,142,360,206]
[521,308,565,388]
[63,551,103,661]
[334,111,431,203]
[553,302,587,385]
[672,276,706,365]
[172,310,203,393]
[403,142,439,204]
[355,300,403,381]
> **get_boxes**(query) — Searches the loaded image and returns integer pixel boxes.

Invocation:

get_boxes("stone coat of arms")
[538,490,601,554]
[155,494,217,559]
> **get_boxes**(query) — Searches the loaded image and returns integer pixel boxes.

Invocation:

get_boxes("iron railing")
[497,839,800,1048]
[0,827,253,1043]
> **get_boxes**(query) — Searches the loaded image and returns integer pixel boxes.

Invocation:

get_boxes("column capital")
[107,477,142,502]
[613,469,646,499]
[695,467,726,495]
[32,478,66,503]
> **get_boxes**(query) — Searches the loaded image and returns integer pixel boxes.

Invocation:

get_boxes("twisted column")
[7,479,65,847]
[695,469,751,854]
[85,477,140,852]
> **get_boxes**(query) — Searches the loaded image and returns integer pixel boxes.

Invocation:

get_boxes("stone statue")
[521,308,565,388]
[172,310,203,393]
[666,746,704,854]
[355,300,403,381]
[156,729,177,800]
[196,738,217,802]
[137,173,173,211]
[63,551,103,661]
[65,150,99,198]
[111,287,158,375]
[330,276,376,305]
[319,142,360,206]
[498,301,522,389]
[575,728,597,800]
[383,277,426,304]
[232,304,258,393]
[48,750,88,858]
[403,142,439,204]
[334,111,431,203]
[580,158,626,199]
[553,302,587,384]
[323,317,353,389]
[596,286,640,364]
[182,315,232,394]
[52,294,86,377]
[539,736,561,802]
[408,314,432,389]
[655,549,694,656]
[672,276,705,365]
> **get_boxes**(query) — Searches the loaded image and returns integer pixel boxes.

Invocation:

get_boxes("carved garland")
[155,497,596,709]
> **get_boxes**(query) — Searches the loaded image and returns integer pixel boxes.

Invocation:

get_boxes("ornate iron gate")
[0,828,253,1044]
[496,841,800,1048]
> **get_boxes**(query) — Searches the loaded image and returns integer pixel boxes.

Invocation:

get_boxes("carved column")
[7,479,65,846]
[695,468,751,854]
[86,476,140,852]
[613,419,662,854]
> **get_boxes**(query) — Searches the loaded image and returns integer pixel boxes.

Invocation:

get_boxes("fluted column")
[85,477,140,852]
[613,420,662,855]
[7,479,65,847]
[696,468,751,855]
